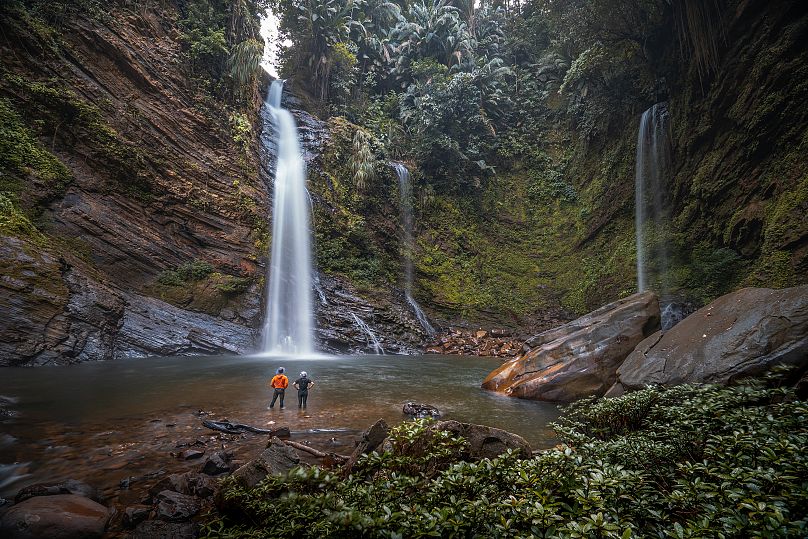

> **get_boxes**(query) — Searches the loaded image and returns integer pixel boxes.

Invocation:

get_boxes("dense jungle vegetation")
[205,377,808,538]
[266,0,807,324]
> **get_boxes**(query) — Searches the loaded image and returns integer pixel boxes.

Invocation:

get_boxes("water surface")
[0,354,559,498]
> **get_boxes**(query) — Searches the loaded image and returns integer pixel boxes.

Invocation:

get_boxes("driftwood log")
[202,420,288,437]
[285,440,348,464]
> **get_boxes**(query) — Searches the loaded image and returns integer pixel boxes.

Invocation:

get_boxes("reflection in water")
[0,354,559,498]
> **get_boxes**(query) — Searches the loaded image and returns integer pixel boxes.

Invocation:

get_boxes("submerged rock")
[482,292,660,402]
[608,285,808,395]
[402,402,441,419]
[0,494,110,539]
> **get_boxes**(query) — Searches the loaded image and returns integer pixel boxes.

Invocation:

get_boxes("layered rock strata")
[482,291,660,402]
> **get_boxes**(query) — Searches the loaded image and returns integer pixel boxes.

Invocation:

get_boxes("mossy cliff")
[0,0,267,365]
[302,0,808,330]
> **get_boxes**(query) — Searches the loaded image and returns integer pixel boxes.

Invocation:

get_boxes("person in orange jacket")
[269,367,289,409]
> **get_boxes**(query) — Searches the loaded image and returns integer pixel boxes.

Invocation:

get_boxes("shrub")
[203,381,808,538]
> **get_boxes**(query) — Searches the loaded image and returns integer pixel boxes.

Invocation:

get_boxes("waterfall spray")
[261,80,315,355]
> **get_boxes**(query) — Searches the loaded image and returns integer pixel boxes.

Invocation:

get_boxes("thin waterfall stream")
[392,163,435,335]
[261,80,315,355]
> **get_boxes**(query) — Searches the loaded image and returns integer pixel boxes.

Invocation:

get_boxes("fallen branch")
[285,440,348,464]
[203,420,282,435]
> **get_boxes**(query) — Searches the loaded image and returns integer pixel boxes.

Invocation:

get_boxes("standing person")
[293,371,314,409]
[269,367,288,409]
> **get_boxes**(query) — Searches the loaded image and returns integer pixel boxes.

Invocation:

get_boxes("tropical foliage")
[203,379,808,538]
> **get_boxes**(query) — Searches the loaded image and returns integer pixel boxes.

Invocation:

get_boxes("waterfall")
[261,80,315,355]
[392,163,435,335]
[350,313,385,354]
[635,103,672,295]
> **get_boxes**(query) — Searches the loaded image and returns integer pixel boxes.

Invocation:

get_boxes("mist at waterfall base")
[261,80,315,355]
[0,354,559,498]
[634,103,686,330]
[393,163,435,335]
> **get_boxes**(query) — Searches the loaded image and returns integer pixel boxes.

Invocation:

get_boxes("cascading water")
[261,80,315,355]
[635,102,679,329]
[635,103,672,293]
[392,163,435,335]
[350,313,385,354]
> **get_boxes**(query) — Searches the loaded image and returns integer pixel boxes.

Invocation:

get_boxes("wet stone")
[200,451,232,476]
[155,490,200,521]
[0,494,110,539]
[179,449,205,460]
[123,505,151,528]
[15,478,99,503]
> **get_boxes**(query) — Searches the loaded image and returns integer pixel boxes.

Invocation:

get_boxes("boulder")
[0,494,110,539]
[608,286,808,394]
[482,292,660,402]
[431,421,532,459]
[229,437,300,489]
[344,419,389,473]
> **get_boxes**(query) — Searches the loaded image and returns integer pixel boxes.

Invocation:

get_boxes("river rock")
[123,505,151,528]
[14,478,98,503]
[229,437,300,489]
[0,494,110,538]
[155,490,200,521]
[179,449,204,460]
[607,286,808,394]
[482,291,660,402]
[200,451,232,476]
[402,402,441,419]
[149,472,217,499]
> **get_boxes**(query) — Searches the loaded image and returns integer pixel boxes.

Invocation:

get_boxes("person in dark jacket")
[269,367,288,409]
[293,371,315,409]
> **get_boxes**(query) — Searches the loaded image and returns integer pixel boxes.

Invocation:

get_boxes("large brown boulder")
[482,292,660,402]
[0,494,110,539]
[228,437,300,489]
[608,286,808,395]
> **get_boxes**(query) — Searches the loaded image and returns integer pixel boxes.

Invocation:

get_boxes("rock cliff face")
[0,3,266,365]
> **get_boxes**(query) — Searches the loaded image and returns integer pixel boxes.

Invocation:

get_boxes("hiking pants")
[298,390,308,408]
[270,388,285,408]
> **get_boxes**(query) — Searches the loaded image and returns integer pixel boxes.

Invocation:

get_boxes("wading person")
[269,367,288,409]
[293,371,314,409]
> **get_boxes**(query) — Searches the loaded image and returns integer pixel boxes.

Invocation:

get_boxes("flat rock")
[482,291,660,402]
[608,286,808,394]
[0,493,110,539]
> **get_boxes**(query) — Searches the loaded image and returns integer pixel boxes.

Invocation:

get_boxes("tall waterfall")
[635,103,672,296]
[261,80,315,355]
[392,163,435,335]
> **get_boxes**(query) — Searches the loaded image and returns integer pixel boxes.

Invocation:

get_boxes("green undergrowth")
[204,379,808,538]
[153,260,253,315]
